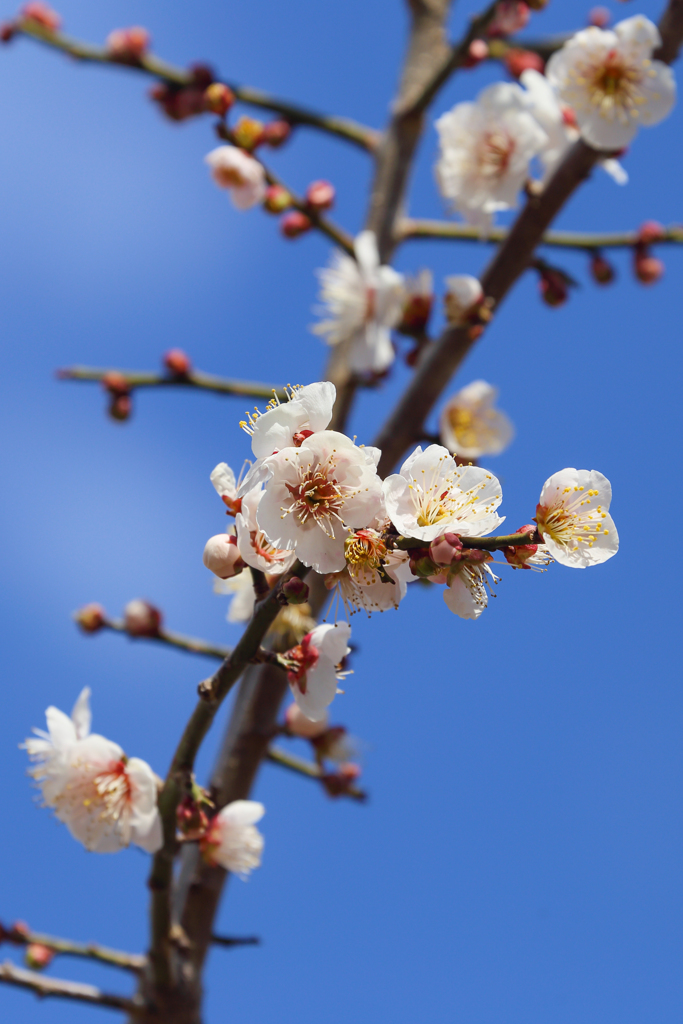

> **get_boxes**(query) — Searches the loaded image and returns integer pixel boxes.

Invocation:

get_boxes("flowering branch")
[13,21,379,151]
[396,218,683,250]
[392,530,540,552]
[0,922,144,972]
[266,745,367,802]
[57,365,287,401]
[0,961,139,1013]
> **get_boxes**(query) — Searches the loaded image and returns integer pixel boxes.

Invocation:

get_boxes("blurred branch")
[397,218,683,249]
[14,22,379,151]
[101,619,230,662]
[0,961,138,1013]
[0,923,144,972]
[266,745,367,801]
[57,366,287,400]
[655,0,683,63]
[486,34,570,63]
[210,934,260,948]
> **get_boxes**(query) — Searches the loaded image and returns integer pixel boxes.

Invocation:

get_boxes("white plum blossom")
[201,801,265,877]
[383,444,504,544]
[435,82,548,229]
[204,145,267,209]
[214,569,256,623]
[545,16,676,150]
[285,702,329,738]
[520,68,628,184]
[285,622,351,722]
[25,691,162,854]
[236,485,297,575]
[444,275,484,324]
[535,468,619,568]
[439,380,514,459]
[240,382,336,459]
[325,527,413,615]
[444,562,500,620]
[210,461,242,514]
[257,431,384,573]
[312,231,405,373]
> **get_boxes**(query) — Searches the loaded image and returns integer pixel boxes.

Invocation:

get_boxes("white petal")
[70,687,91,741]
[354,230,380,276]
[296,381,336,432]
[219,800,265,828]
[310,621,351,664]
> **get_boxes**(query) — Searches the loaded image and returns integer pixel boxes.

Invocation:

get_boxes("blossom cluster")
[204,381,619,723]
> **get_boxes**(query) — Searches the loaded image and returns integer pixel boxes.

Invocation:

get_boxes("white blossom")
[545,16,676,150]
[214,569,256,623]
[444,563,500,620]
[204,145,267,209]
[257,431,384,573]
[312,231,404,373]
[286,623,351,722]
[210,461,242,514]
[25,691,162,854]
[285,702,329,738]
[439,380,514,459]
[535,468,619,568]
[325,527,413,615]
[201,800,265,877]
[240,382,336,460]
[383,444,504,544]
[444,275,483,324]
[435,82,548,229]
[235,486,297,575]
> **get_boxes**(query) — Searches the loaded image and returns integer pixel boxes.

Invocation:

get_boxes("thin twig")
[392,530,540,552]
[486,34,571,64]
[210,935,260,948]
[101,619,230,662]
[0,923,144,972]
[0,961,139,1013]
[57,365,287,400]
[266,745,367,801]
[14,22,379,151]
[397,218,683,250]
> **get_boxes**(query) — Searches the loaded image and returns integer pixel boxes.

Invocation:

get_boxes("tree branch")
[655,0,683,63]
[393,530,541,552]
[14,22,379,151]
[266,745,367,801]
[0,923,144,972]
[99,619,230,661]
[397,218,683,249]
[57,365,287,400]
[0,961,139,1013]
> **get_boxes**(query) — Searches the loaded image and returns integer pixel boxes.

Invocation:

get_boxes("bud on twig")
[487,1,530,37]
[305,180,335,211]
[263,184,292,214]
[637,220,665,245]
[538,265,570,307]
[282,577,310,605]
[108,393,132,422]
[101,371,130,397]
[321,763,362,799]
[463,38,489,69]
[203,82,235,117]
[589,251,615,285]
[25,944,54,970]
[177,794,210,841]
[504,48,544,78]
[503,524,538,567]
[0,23,16,42]
[203,534,245,579]
[106,26,150,62]
[124,599,162,637]
[259,120,292,148]
[588,7,611,28]
[633,244,664,285]
[163,348,192,377]
[20,2,61,31]
[73,603,106,634]
[280,211,312,238]
[232,116,264,151]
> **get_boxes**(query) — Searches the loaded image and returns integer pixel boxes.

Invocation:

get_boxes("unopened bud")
[106,26,150,61]
[11,921,30,938]
[101,371,130,396]
[444,275,484,324]
[259,120,292,148]
[589,252,615,285]
[203,82,234,116]
[25,944,54,970]
[588,6,611,27]
[203,534,245,579]
[74,603,106,634]
[633,246,664,285]
[429,532,464,566]
[20,2,61,31]
[263,184,292,214]
[321,762,362,798]
[108,393,132,422]
[305,180,335,211]
[539,267,568,307]
[461,547,490,564]
[637,220,665,245]
[282,576,310,605]
[399,294,433,334]
[504,47,544,78]
[163,348,192,376]
[232,116,264,151]
[408,549,439,578]
[463,38,489,68]
[123,599,162,637]
[285,702,328,738]
[0,22,16,42]
[487,1,530,37]
[176,795,209,840]
[503,524,538,567]
[280,210,312,238]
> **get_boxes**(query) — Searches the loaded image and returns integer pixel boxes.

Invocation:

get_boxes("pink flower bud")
[20,2,61,31]
[163,348,192,376]
[487,1,530,38]
[74,603,106,634]
[305,180,335,211]
[588,7,611,28]
[285,702,328,738]
[176,795,210,840]
[504,47,544,78]
[429,532,464,566]
[590,252,615,285]
[461,548,490,564]
[259,120,292,148]
[538,268,568,307]
[106,26,150,61]
[633,246,664,285]
[503,524,538,567]
[280,210,312,238]
[124,599,162,637]
[101,371,130,397]
[263,184,292,214]
[282,576,310,605]
[11,921,30,939]
[203,82,234,116]
[463,38,489,68]
[232,116,264,151]
[108,393,132,422]
[637,220,666,245]
[25,944,54,970]
[203,534,245,579]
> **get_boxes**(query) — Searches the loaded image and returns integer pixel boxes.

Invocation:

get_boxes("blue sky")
[1,1,682,1022]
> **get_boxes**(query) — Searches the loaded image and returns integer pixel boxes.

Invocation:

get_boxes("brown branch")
[0,960,139,1013]
[655,0,683,63]
[57,365,287,400]
[100,619,230,661]
[210,934,260,948]
[393,530,541,552]
[397,218,683,249]
[266,745,367,801]
[14,22,378,151]
[0,923,144,972]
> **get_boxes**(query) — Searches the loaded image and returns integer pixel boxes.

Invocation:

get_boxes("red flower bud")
[20,2,61,31]
[108,393,132,422]
[106,26,150,62]
[101,371,130,396]
[259,120,292,148]
[487,1,530,38]
[637,220,665,245]
[280,211,312,238]
[0,22,16,42]
[321,762,362,799]
[203,82,234,117]
[263,184,292,214]
[10,921,30,939]
[503,524,538,568]
[588,6,610,27]
[25,944,54,970]
[463,38,489,68]
[163,348,192,376]
[539,268,568,307]
[305,180,335,211]
[428,533,464,566]
[589,252,615,285]
[504,48,544,78]
[123,599,162,637]
[74,603,106,634]
[282,576,310,605]
[633,246,664,285]
[399,294,433,334]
